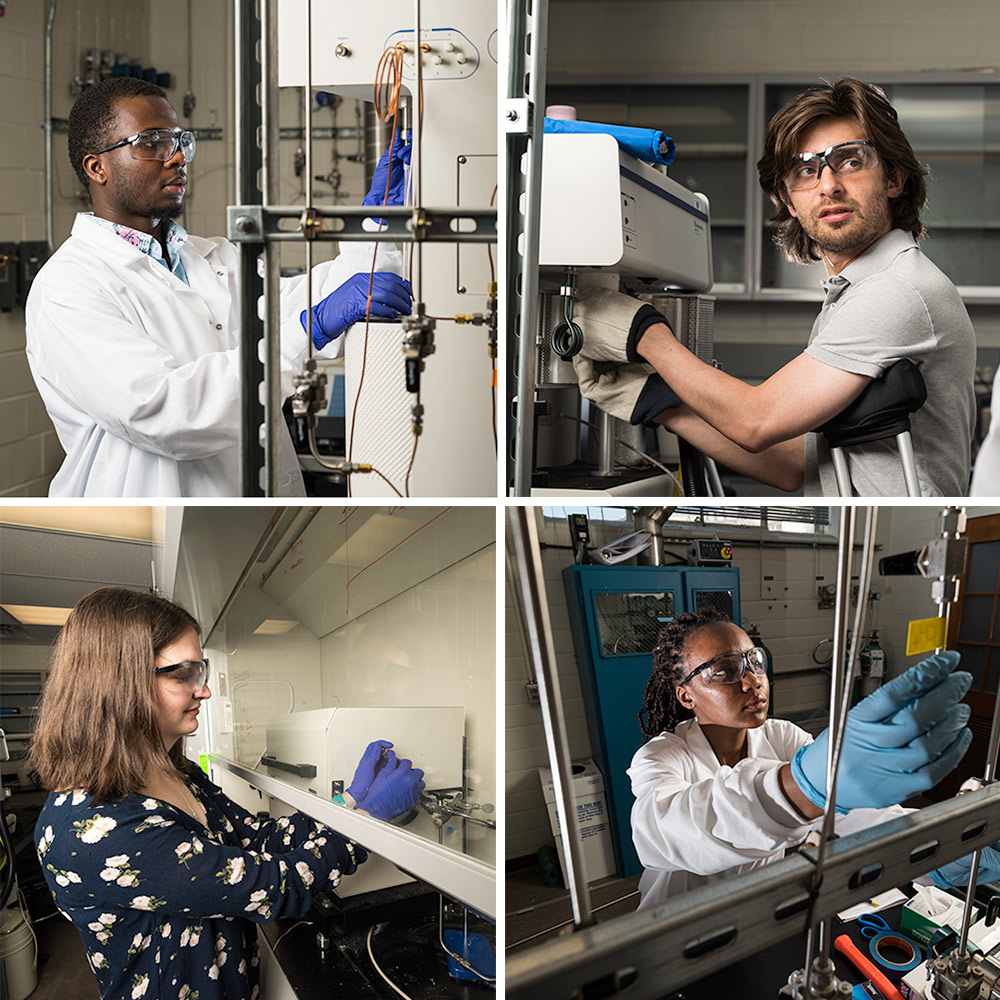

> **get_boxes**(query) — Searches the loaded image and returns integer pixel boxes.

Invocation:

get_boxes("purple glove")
[363,128,411,209]
[357,750,425,822]
[347,740,393,803]
[300,272,412,350]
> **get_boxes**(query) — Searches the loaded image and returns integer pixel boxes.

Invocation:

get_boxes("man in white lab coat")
[26,77,411,497]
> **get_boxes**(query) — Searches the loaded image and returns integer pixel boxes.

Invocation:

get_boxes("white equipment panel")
[277,1,498,496]
[539,133,713,290]
[264,705,465,896]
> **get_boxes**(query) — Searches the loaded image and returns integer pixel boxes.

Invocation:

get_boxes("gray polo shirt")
[803,229,975,496]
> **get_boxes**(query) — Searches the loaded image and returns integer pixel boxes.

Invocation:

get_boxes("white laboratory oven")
[263,706,466,896]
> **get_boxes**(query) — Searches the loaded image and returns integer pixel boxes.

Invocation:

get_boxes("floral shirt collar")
[86,212,190,285]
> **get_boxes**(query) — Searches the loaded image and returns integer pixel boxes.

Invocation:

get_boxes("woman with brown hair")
[31,586,424,1000]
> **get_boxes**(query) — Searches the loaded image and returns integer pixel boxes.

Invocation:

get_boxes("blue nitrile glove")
[363,128,412,209]
[356,750,426,822]
[790,651,973,814]
[929,842,1000,889]
[347,740,393,803]
[300,272,413,350]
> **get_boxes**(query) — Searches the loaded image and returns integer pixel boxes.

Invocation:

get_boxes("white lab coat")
[628,718,909,909]
[971,369,1000,495]
[25,213,402,497]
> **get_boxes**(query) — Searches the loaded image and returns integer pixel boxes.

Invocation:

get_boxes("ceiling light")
[1,604,72,626]
[252,619,299,635]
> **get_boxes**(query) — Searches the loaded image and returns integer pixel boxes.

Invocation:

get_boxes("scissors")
[857,913,892,939]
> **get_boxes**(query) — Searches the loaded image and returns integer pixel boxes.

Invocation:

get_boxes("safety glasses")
[93,128,196,163]
[784,139,879,192]
[154,658,210,692]
[680,647,768,687]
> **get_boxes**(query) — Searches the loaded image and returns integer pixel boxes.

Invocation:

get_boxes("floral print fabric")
[86,212,191,285]
[36,761,365,1000]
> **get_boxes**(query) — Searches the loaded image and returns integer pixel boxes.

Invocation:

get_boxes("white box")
[539,758,616,886]
[264,706,465,896]
[538,132,713,290]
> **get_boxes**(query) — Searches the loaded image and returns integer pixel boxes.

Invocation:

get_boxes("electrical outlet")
[526,682,540,706]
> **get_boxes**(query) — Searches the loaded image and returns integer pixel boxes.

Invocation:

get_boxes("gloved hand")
[355,750,425,822]
[572,286,673,363]
[300,272,413,350]
[363,128,411,210]
[572,355,682,425]
[347,740,393,804]
[928,842,1000,889]
[790,651,972,814]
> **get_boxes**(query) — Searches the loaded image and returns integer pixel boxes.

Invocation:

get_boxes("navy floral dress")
[35,761,366,1000]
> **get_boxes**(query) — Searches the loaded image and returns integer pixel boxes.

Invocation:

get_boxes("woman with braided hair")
[627,610,979,909]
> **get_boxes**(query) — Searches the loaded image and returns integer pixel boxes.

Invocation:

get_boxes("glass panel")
[958,643,988,688]
[546,83,750,287]
[693,589,735,618]
[594,591,674,656]
[203,507,495,867]
[985,651,1000,694]
[967,540,1000,593]
[959,595,995,642]
[761,81,1000,291]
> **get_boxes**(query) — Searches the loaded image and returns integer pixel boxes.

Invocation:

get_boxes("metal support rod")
[897,432,921,497]
[830,447,852,497]
[510,0,550,496]
[509,508,595,928]
[304,1,314,363]
[234,0,265,496]
[596,411,615,477]
[412,0,423,302]
[44,0,57,253]
[262,0,283,497]
[800,506,857,995]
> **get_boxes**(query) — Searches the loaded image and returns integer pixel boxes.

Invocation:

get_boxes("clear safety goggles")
[94,128,196,163]
[784,139,879,192]
[680,647,768,687]
[154,658,210,692]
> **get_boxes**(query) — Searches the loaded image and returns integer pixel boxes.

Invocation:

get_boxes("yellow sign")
[906,617,948,656]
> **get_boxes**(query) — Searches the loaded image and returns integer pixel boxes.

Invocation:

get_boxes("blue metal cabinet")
[563,564,740,877]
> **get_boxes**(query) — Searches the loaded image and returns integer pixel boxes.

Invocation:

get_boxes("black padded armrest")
[818,358,927,449]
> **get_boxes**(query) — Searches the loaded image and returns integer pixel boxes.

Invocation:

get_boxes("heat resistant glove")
[571,286,672,363]
[356,750,426,822]
[363,128,412,220]
[347,740,393,804]
[928,843,1000,889]
[790,651,972,814]
[300,272,413,350]
[572,355,682,426]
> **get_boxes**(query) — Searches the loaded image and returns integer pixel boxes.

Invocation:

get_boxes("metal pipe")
[596,411,615,476]
[801,505,856,994]
[411,0,423,301]
[831,447,852,497]
[304,2,314,362]
[44,0,57,252]
[510,0,550,496]
[897,433,921,497]
[509,508,594,928]
[634,507,676,567]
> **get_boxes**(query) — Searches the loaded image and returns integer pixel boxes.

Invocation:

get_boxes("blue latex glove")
[300,272,412,350]
[363,128,411,209]
[347,739,393,803]
[929,842,1000,889]
[356,750,425,822]
[790,651,973,813]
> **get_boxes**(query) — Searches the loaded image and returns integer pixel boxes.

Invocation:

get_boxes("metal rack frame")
[231,0,497,497]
